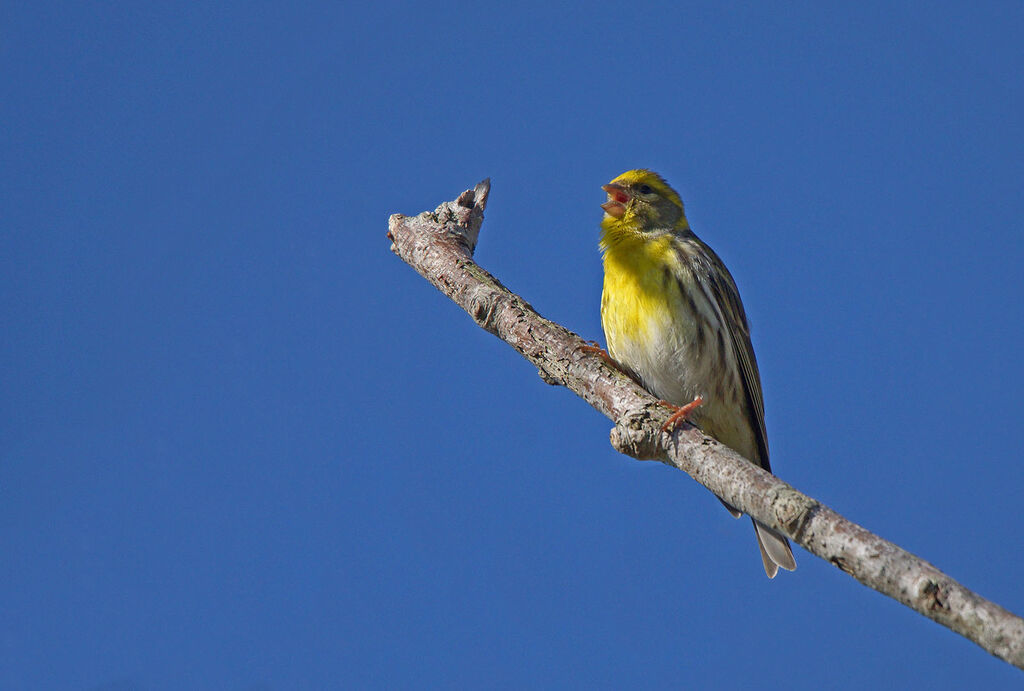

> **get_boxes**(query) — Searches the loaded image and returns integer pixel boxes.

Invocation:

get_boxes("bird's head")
[601,169,688,232]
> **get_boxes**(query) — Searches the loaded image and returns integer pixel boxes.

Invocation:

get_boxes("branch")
[387,179,1024,671]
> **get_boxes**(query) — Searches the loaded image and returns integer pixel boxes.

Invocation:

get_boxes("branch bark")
[387,179,1024,671]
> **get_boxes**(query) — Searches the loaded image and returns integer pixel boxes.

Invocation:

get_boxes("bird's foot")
[580,340,619,368]
[659,396,704,433]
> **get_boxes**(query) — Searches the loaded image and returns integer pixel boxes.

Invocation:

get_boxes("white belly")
[602,279,759,463]
[606,297,711,406]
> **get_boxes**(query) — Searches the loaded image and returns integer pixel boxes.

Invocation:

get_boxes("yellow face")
[601,169,686,230]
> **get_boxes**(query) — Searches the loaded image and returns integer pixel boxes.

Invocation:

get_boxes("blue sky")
[3,1,1023,688]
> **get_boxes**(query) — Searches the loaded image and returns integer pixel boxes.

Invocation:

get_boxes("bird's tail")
[753,519,796,578]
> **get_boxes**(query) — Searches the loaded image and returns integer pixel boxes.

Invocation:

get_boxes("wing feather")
[685,235,771,471]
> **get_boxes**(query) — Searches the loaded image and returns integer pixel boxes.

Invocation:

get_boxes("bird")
[598,169,796,577]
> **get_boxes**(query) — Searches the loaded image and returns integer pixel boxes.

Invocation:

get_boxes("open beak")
[601,183,629,218]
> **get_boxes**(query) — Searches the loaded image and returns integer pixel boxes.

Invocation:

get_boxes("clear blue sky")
[3,1,1023,688]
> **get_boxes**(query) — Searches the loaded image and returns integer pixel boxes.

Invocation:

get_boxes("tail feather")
[753,519,796,579]
[718,497,743,518]
[717,497,797,577]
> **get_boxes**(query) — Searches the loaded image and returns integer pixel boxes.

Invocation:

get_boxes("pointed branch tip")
[457,179,491,210]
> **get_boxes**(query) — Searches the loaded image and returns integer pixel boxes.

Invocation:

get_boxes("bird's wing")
[692,239,771,471]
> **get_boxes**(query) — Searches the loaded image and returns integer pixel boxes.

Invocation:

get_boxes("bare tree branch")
[387,179,1024,671]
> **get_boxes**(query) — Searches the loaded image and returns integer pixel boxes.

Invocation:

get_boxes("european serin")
[599,169,796,578]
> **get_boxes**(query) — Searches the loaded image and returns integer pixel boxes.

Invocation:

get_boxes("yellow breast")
[599,230,708,409]
[600,233,680,347]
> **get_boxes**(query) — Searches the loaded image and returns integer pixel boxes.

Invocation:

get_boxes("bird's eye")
[638,184,654,195]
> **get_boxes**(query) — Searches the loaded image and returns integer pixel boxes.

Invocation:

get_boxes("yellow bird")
[599,169,796,577]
